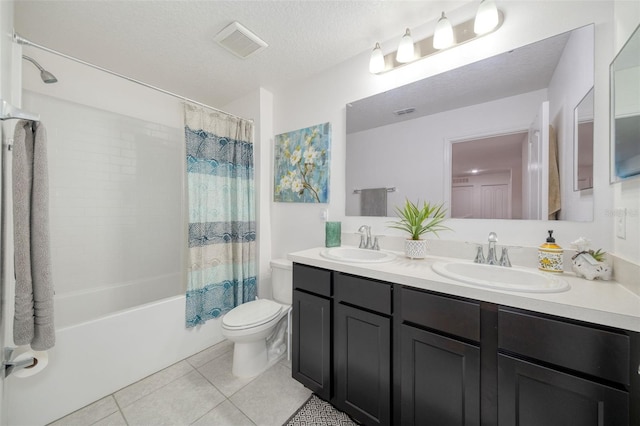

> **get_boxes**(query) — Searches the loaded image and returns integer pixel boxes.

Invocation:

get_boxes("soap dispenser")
[538,230,564,273]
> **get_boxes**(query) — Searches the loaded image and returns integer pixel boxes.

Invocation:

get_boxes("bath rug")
[284,394,359,425]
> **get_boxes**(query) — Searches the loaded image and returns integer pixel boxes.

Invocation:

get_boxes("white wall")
[271,1,627,263]
[613,0,640,264]
[345,89,547,218]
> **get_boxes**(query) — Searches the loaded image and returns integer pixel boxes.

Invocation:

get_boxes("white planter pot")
[405,239,428,259]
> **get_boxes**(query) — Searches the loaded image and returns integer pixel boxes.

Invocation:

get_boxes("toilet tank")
[271,259,293,305]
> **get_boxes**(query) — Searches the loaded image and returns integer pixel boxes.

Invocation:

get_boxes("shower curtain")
[184,104,256,327]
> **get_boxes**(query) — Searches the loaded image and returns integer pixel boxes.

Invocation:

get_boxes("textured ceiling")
[14,0,467,108]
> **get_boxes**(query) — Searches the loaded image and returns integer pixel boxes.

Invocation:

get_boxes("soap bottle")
[538,230,564,273]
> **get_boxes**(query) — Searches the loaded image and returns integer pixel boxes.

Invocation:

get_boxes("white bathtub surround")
[7,295,224,425]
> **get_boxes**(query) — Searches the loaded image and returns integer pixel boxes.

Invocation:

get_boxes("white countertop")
[288,246,640,333]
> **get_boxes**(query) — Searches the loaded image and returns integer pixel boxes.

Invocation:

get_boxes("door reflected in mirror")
[451,132,527,219]
[575,88,594,191]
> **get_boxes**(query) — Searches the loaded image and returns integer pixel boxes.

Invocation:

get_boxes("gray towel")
[360,188,387,216]
[13,120,55,351]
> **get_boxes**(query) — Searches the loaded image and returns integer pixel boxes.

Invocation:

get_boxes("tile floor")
[49,340,312,426]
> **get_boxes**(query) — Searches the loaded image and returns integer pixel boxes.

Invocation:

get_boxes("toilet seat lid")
[222,299,282,329]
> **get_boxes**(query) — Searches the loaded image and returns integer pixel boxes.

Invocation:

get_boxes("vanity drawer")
[498,307,630,385]
[400,287,480,342]
[293,263,332,297]
[334,273,392,315]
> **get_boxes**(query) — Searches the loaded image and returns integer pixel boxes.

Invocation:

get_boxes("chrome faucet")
[486,232,499,265]
[358,225,379,250]
[474,232,511,267]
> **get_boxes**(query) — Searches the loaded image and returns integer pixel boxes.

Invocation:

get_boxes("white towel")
[12,120,55,351]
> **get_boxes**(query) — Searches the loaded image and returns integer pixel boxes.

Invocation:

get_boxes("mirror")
[610,24,640,183]
[346,25,594,221]
[574,87,594,191]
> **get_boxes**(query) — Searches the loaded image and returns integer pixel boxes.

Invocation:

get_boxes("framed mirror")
[574,87,594,191]
[346,24,594,221]
[610,24,640,183]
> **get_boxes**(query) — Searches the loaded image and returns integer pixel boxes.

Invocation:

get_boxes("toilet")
[221,259,292,378]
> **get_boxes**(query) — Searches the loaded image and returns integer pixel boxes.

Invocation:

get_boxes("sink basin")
[432,261,570,293]
[320,247,396,263]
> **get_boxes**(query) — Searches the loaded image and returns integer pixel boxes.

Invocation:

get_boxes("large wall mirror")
[610,24,640,183]
[346,24,594,221]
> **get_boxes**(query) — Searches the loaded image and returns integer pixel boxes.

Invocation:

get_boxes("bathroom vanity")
[289,248,640,426]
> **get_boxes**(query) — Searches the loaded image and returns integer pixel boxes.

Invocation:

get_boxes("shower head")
[22,55,58,84]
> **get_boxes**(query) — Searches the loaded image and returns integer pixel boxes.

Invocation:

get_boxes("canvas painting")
[274,122,331,203]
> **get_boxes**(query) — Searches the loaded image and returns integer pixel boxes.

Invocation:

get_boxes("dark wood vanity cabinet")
[398,288,483,426]
[334,273,392,426]
[497,307,637,426]
[291,264,332,400]
[291,263,640,426]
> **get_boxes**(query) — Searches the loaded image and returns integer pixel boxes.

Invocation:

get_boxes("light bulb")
[369,43,385,74]
[474,0,499,35]
[433,12,454,50]
[396,28,415,63]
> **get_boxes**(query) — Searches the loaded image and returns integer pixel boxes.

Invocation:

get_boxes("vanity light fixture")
[474,0,500,35]
[369,43,385,74]
[368,2,503,74]
[433,12,455,50]
[396,28,415,63]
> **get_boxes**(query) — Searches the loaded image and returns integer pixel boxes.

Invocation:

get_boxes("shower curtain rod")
[12,32,253,123]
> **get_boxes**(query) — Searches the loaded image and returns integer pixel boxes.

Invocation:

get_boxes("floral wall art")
[274,122,331,203]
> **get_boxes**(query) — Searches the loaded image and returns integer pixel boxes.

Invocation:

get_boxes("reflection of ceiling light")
[396,28,415,63]
[369,43,385,74]
[474,0,499,35]
[433,12,455,49]
[471,169,479,174]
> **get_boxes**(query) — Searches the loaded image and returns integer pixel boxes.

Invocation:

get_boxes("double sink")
[319,246,570,294]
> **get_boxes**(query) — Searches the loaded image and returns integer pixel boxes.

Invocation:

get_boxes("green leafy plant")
[388,199,450,240]
[586,249,606,262]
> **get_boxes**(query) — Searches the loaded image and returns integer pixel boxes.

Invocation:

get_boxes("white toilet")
[221,259,292,378]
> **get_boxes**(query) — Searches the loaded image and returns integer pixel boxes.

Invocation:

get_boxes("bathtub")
[7,294,224,425]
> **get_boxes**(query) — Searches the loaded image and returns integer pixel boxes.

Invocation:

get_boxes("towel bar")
[353,187,396,194]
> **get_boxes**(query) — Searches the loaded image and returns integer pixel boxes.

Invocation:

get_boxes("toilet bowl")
[221,259,292,378]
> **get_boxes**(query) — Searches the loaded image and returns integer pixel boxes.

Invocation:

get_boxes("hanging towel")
[12,120,55,351]
[360,188,387,216]
[548,125,561,220]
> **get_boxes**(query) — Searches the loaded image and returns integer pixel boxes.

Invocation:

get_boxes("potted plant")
[388,199,450,259]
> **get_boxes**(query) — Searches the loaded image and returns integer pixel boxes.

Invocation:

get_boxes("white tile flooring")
[49,340,312,426]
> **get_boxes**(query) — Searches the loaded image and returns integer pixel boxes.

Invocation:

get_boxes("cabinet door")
[498,354,629,426]
[292,290,331,400]
[400,324,480,426]
[335,303,391,426]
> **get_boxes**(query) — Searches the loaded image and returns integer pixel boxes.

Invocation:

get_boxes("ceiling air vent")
[393,107,416,116]
[214,21,268,59]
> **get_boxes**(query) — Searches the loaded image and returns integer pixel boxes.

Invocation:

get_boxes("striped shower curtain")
[184,104,256,327]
